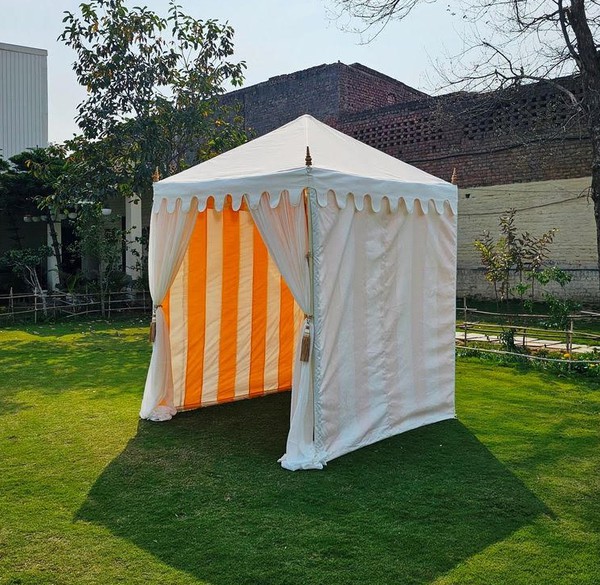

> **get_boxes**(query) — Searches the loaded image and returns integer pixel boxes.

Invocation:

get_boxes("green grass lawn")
[0,319,598,584]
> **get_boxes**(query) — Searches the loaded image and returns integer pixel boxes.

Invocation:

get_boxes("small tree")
[473,230,512,306]
[73,205,127,317]
[474,209,569,310]
[0,246,52,315]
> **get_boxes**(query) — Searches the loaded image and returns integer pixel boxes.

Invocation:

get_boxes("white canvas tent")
[141,114,457,470]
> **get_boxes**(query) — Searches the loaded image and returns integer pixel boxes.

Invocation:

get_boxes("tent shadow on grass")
[76,392,549,585]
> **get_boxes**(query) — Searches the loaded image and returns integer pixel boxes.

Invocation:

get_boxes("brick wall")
[338,63,426,113]
[222,64,342,136]
[337,77,591,188]
[223,63,590,190]
[222,62,426,137]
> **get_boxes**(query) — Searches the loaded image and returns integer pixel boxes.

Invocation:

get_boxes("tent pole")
[305,148,315,324]
[305,147,317,446]
[306,185,315,336]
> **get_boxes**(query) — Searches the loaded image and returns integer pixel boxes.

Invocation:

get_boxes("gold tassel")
[300,319,311,362]
[149,305,159,343]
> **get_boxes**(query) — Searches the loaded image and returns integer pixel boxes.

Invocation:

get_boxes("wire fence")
[456,299,600,367]
[0,288,152,323]
[2,291,600,370]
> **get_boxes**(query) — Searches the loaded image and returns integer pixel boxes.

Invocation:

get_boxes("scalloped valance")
[152,115,457,215]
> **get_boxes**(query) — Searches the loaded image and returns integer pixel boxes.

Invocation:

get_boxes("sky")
[0,0,468,143]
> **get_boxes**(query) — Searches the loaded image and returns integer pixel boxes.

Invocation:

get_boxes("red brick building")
[224,62,590,189]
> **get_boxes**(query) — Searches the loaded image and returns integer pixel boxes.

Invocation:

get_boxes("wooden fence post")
[567,318,574,372]
[463,297,468,346]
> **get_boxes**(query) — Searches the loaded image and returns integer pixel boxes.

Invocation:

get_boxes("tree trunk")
[591,142,600,290]
[568,0,600,289]
[45,215,64,289]
[6,210,23,250]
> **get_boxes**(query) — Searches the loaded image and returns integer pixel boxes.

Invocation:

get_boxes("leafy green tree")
[0,148,72,289]
[51,0,249,299]
[60,0,248,203]
[0,155,26,252]
[73,206,128,316]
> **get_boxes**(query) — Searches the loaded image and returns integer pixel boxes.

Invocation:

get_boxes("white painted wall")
[125,195,143,281]
[457,177,599,302]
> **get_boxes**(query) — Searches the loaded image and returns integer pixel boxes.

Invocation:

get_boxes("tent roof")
[153,114,457,214]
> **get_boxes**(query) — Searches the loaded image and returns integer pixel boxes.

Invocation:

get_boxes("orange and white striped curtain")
[162,205,303,411]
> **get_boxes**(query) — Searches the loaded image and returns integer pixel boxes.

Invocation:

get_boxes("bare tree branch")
[332,0,600,287]
[558,0,580,62]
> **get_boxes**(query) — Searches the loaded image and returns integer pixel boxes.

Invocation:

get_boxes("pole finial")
[450,167,458,185]
[305,146,312,167]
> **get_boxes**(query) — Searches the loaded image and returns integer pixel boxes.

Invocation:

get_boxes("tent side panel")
[166,207,301,411]
[312,200,456,463]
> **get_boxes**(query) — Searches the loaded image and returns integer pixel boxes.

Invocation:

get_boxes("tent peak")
[153,114,457,214]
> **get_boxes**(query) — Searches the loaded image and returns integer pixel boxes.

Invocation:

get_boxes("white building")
[0,42,48,159]
[0,42,56,289]
[0,43,144,292]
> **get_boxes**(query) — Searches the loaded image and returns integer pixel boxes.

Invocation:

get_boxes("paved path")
[455,331,596,354]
